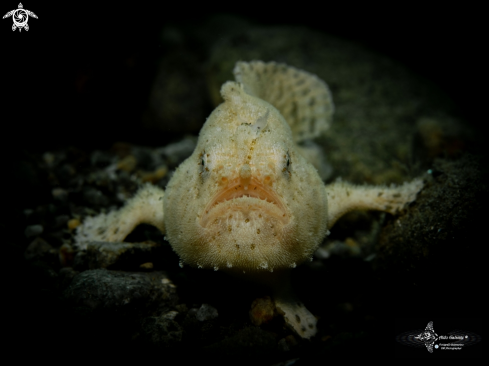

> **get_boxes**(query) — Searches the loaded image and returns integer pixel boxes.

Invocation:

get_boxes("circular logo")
[13,9,28,27]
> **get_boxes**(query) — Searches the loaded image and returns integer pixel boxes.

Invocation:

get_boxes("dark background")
[2,2,485,359]
[2,3,484,152]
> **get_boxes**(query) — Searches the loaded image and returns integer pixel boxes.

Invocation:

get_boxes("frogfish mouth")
[197,176,294,272]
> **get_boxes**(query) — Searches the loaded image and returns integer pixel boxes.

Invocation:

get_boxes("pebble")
[249,296,275,326]
[52,188,68,201]
[24,236,53,260]
[24,224,43,238]
[67,218,81,231]
[196,303,218,321]
[163,311,179,320]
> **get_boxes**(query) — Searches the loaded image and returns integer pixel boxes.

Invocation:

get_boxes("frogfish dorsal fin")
[233,61,334,143]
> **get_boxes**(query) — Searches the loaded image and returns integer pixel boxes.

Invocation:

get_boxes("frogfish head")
[163,81,328,273]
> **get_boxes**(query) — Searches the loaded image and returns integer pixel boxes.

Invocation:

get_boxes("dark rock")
[202,325,278,358]
[64,269,178,313]
[24,236,54,261]
[374,154,486,315]
[57,267,77,291]
[24,224,43,238]
[53,214,70,228]
[82,187,109,208]
[139,312,184,346]
[196,303,219,322]
[85,240,163,270]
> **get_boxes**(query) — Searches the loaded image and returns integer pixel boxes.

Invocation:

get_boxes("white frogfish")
[75,61,423,339]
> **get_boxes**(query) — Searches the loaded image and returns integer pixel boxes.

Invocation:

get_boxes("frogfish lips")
[199,179,289,229]
[194,179,295,271]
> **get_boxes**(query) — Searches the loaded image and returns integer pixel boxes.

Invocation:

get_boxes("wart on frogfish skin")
[75,60,424,340]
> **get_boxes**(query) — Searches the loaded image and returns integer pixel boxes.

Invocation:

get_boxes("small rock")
[117,155,137,173]
[52,188,68,201]
[58,267,78,290]
[90,150,115,168]
[53,214,70,228]
[196,303,218,321]
[83,187,109,207]
[314,246,330,259]
[161,277,176,288]
[278,337,289,351]
[24,224,43,238]
[24,236,53,260]
[64,269,178,311]
[67,218,81,231]
[163,310,179,320]
[140,314,183,345]
[284,335,298,347]
[59,243,75,267]
[43,152,56,167]
[188,307,198,317]
[249,296,275,326]
[278,335,298,352]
